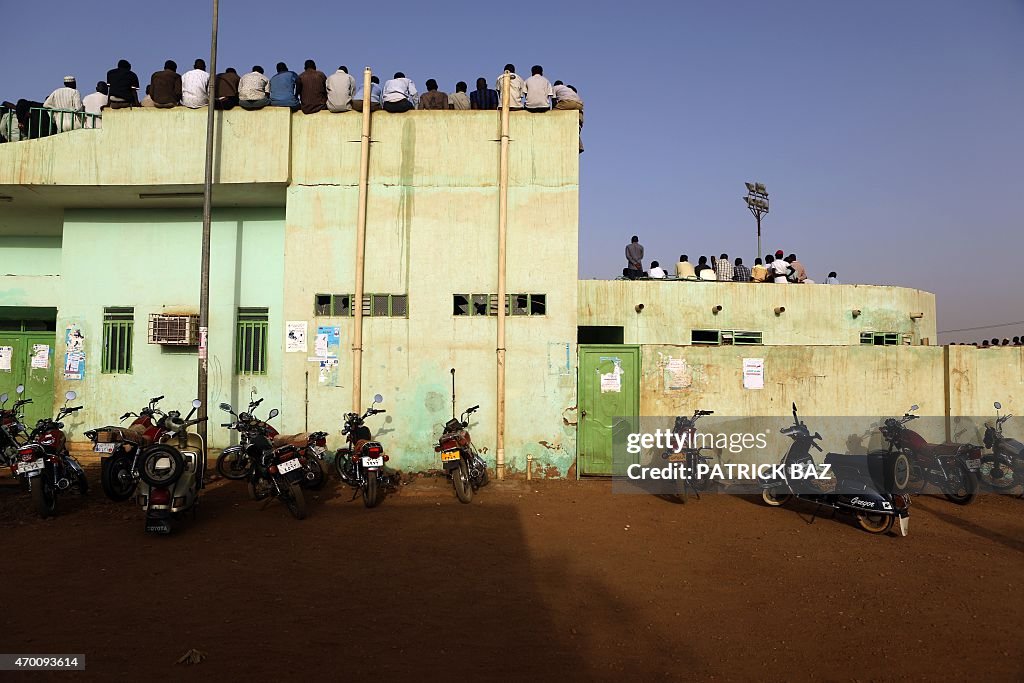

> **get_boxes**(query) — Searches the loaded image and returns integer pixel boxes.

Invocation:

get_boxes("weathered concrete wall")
[580,280,938,345]
[945,345,1024,443]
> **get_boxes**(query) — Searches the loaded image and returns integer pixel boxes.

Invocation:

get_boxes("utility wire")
[939,320,1024,334]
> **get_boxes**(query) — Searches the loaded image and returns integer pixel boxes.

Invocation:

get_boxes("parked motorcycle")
[84,395,170,501]
[135,399,207,534]
[659,409,715,503]
[333,394,392,508]
[761,403,911,536]
[9,391,87,518]
[978,401,1023,492]
[221,406,307,519]
[435,368,489,503]
[879,405,979,504]
[0,384,30,467]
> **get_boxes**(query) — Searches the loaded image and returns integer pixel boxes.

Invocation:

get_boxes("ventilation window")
[315,294,332,316]
[861,332,901,346]
[455,293,547,317]
[691,329,721,345]
[530,294,546,316]
[391,295,409,318]
[332,295,351,317]
[372,294,390,317]
[511,294,529,316]
[453,295,469,316]
[472,294,489,316]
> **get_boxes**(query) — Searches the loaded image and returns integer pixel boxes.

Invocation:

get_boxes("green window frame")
[860,332,902,346]
[237,308,269,375]
[314,294,408,318]
[453,293,546,316]
[691,329,763,346]
[102,307,134,374]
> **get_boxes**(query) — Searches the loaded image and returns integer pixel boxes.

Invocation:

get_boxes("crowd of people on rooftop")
[0,59,586,150]
[624,236,835,284]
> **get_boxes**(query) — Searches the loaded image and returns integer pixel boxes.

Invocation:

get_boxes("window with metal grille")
[236,308,269,374]
[860,332,901,346]
[102,307,134,374]
[453,293,547,316]
[691,329,763,346]
[313,293,407,317]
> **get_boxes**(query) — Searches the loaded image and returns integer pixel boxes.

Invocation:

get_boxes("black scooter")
[760,403,911,536]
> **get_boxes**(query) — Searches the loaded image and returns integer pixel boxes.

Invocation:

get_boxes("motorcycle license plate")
[362,456,384,468]
[278,458,301,474]
[440,449,461,463]
[94,442,118,453]
[16,459,44,475]
[965,458,981,471]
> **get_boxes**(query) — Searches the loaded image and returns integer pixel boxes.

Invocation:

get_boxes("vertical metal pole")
[756,214,761,262]
[197,0,219,451]
[352,67,373,413]
[496,71,511,480]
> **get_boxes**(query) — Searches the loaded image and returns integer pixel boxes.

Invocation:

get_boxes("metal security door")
[0,333,56,427]
[578,345,639,476]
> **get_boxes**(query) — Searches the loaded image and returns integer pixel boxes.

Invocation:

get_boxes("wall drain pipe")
[496,71,511,480]
[352,67,373,413]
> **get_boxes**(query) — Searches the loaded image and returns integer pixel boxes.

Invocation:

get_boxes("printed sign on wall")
[286,321,307,353]
[743,358,764,390]
[64,324,86,380]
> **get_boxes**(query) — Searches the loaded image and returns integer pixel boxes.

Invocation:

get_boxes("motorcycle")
[0,384,31,467]
[135,399,207,534]
[761,403,912,536]
[333,394,393,508]
[10,391,87,518]
[659,409,715,503]
[879,405,979,504]
[435,368,489,503]
[222,406,308,519]
[218,399,326,490]
[84,394,170,501]
[978,401,1023,493]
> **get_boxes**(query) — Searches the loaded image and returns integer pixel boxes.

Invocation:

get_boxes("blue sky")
[1,0,1021,343]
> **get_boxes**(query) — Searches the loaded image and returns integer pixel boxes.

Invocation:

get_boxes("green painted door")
[578,345,639,476]
[0,333,56,427]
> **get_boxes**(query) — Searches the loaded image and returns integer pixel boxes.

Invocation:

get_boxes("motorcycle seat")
[103,426,152,447]
[823,452,872,471]
[921,443,965,457]
[273,433,310,448]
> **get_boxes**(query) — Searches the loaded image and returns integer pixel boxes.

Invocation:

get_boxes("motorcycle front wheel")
[216,449,253,480]
[102,454,135,501]
[31,477,57,517]
[856,512,894,535]
[452,460,473,504]
[942,461,978,505]
[362,470,380,508]
[281,481,307,520]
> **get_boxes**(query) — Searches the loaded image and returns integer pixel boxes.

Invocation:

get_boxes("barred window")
[102,307,134,374]
[453,294,547,317]
[237,308,269,374]
[313,293,408,318]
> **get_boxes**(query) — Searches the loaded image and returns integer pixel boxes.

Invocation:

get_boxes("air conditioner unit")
[148,313,200,346]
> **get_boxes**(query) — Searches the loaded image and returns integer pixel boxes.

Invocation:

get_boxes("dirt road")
[2,468,1022,681]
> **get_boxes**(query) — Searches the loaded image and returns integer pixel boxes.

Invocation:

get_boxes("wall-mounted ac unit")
[148,313,199,346]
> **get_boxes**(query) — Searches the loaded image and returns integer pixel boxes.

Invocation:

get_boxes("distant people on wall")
[495,65,525,110]
[552,80,583,152]
[239,66,270,110]
[141,85,156,108]
[326,66,355,113]
[714,253,734,281]
[733,257,751,282]
[786,253,807,283]
[524,65,553,112]
[418,79,448,109]
[182,59,210,109]
[270,62,300,111]
[769,253,790,283]
[693,255,711,278]
[150,60,181,108]
[448,82,470,110]
[825,271,839,284]
[382,72,418,112]
[106,59,140,108]
[352,75,381,112]
[215,68,241,110]
[470,77,499,110]
[676,255,695,279]
[750,257,768,282]
[625,236,644,274]
[43,76,84,132]
[1014,336,1021,346]
[648,261,666,279]
[82,82,107,128]
[298,60,328,114]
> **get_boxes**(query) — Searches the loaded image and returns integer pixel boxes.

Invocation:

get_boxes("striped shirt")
[470,88,498,110]
[714,260,735,281]
[733,264,752,282]
[43,87,83,131]
[181,69,210,108]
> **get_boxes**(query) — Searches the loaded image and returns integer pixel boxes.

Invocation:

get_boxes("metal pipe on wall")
[496,71,511,480]
[352,67,373,413]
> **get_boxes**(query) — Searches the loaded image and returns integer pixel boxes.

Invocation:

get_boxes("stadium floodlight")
[755,182,767,194]
[745,182,756,193]
[743,181,770,257]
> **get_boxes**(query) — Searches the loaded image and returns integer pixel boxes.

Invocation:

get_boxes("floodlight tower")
[743,182,769,259]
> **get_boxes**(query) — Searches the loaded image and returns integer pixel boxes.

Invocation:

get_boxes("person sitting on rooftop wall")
[552,80,584,151]
[182,59,210,109]
[471,77,498,110]
[418,79,448,110]
[215,67,240,110]
[750,257,768,282]
[733,257,751,282]
[769,253,790,283]
[496,64,524,110]
[150,60,181,108]
[676,254,695,279]
[786,253,807,283]
[82,82,107,128]
[825,271,839,284]
[693,255,711,278]
[1013,336,1021,345]
[270,62,300,111]
[0,102,22,142]
[326,66,355,113]
[43,75,84,132]
[141,85,156,107]
[239,66,270,110]
[649,261,666,279]
[106,59,139,108]
[714,253,734,281]
[449,81,470,110]
[352,75,381,112]
[298,60,328,114]
[382,72,418,113]
[524,65,553,113]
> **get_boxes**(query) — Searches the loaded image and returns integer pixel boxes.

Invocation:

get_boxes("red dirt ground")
[2,465,1022,682]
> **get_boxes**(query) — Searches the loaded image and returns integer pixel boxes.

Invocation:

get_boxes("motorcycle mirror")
[192,399,202,408]
[268,408,279,420]
[373,393,383,404]
[994,402,1002,410]
[219,402,233,412]
[909,405,919,412]
[0,393,7,404]
[16,384,25,395]
[65,390,77,402]
[251,386,258,397]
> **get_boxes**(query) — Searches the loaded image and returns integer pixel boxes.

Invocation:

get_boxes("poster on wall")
[64,325,86,380]
[743,358,765,390]
[286,321,307,353]
[599,357,623,393]
[315,325,340,357]
[31,344,50,369]
[0,346,12,372]
[664,357,692,391]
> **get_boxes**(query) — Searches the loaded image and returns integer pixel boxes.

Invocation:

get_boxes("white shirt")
[82,92,107,128]
[326,70,356,112]
[181,69,210,108]
[649,266,666,279]
[825,276,839,284]
[495,72,525,108]
[43,87,84,131]
[552,84,581,104]
[382,77,418,104]
[0,111,22,141]
[239,71,270,101]
[523,74,553,109]
[771,261,790,283]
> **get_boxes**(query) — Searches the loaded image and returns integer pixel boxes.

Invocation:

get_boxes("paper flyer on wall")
[743,358,764,390]
[0,346,12,372]
[64,325,86,380]
[31,344,50,369]
[286,321,307,353]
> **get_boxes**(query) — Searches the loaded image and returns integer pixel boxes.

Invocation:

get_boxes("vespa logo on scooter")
[849,497,876,508]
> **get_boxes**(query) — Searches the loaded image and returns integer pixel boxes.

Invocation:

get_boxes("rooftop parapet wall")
[580,280,937,346]
[0,108,291,187]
